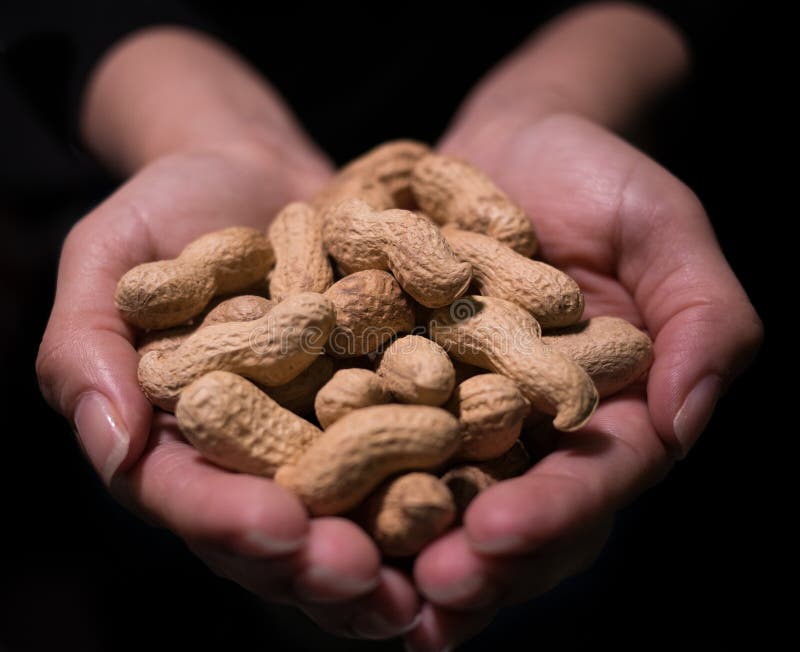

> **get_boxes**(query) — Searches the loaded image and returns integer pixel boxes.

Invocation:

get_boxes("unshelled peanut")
[266,355,335,416]
[115,227,274,329]
[314,368,392,429]
[376,335,455,406]
[274,405,460,515]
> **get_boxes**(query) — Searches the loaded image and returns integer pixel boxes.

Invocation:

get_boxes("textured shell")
[324,270,415,357]
[137,295,274,355]
[176,371,321,477]
[116,226,274,329]
[363,472,455,557]
[322,199,472,308]
[542,316,654,397]
[376,335,455,406]
[448,374,530,461]
[266,355,335,416]
[268,202,334,301]
[314,368,392,428]
[429,296,598,431]
[313,140,430,212]
[274,404,461,515]
[442,440,530,517]
[411,154,537,256]
[443,228,584,328]
[138,292,335,411]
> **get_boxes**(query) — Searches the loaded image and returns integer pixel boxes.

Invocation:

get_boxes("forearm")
[442,3,689,152]
[81,26,330,179]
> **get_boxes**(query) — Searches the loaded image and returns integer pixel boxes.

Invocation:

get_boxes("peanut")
[448,374,530,461]
[324,270,415,357]
[274,404,460,515]
[115,227,274,329]
[268,202,334,301]
[176,371,321,477]
[322,198,472,308]
[138,292,335,411]
[429,295,598,431]
[362,472,455,556]
[313,140,430,212]
[442,227,584,328]
[376,335,455,406]
[411,154,537,256]
[442,440,530,517]
[266,355,335,416]
[542,316,654,397]
[137,295,274,355]
[314,368,392,429]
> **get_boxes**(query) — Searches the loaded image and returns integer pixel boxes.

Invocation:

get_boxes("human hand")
[36,27,421,640]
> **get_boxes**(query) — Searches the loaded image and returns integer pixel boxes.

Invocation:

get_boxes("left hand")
[403,112,762,651]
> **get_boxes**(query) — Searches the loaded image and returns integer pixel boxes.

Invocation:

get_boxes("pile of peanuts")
[115,141,653,557]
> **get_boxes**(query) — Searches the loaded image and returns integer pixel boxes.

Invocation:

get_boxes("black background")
[0,2,774,650]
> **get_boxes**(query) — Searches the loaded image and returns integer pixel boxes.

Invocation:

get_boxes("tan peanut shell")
[176,371,321,477]
[376,335,455,406]
[442,440,530,517]
[137,295,275,355]
[448,374,530,461]
[442,228,584,328]
[542,316,654,397]
[324,270,415,357]
[411,154,537,256]
[314,368,392,429]
[274,404,461,515]
[138,292,335,411]
[322,199,472,308]
[268,202,334,301]
[313,140,430,212]
[363,472,455,557]
[429,296,598,431]
[116,227,274,329]
[266,355,335,416]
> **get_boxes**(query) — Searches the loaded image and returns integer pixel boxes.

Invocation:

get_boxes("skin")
[35,5,762,650]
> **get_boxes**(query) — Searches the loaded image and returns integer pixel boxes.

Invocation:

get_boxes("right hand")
[36,140,420,640]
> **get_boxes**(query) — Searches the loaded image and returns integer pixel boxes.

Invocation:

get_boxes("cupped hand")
[35,141,419,640]
[404,113,763,651]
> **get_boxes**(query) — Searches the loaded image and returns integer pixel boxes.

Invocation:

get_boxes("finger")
[414,519,611,610]
[36,151,307,484]
[615,161,763,456]
[115,415,309,558]
[403,602,498,652]
[300,567,420,639]
[464,393,667,556]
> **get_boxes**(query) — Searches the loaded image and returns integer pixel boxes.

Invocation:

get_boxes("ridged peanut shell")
[448,374,530,461]
[138,292,334,411]
[274,405,461,515]
[411,154,537,256]
[266,355,335,416]
[443,228,583,328]
[442,440,530,517]
[116,227,274,329]
[324,270,415,357]
[322,199,472,308]
[176,371,321,477]
[376,335,455,406]
[429,296,598,431]
[363,472,455,556]
[268,202,334,301]
[314,368,392,428]
[542,316,654,397]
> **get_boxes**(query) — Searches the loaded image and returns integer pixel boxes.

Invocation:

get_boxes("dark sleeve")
[0,0,209,146]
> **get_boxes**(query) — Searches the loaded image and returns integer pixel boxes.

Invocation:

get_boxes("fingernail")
[673,375,721,458]
[242,530,306,557]
[422,572,494,607]
[469,533,526,555]
[352,610,421,640]
[293,566,379,604]
[74,392,130,485]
